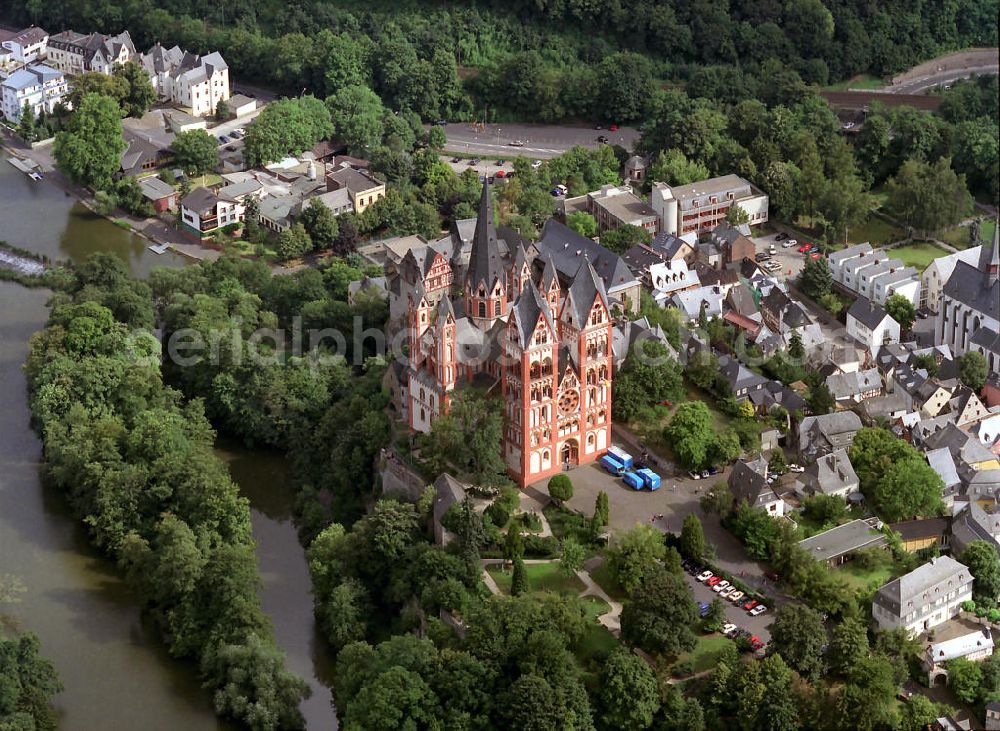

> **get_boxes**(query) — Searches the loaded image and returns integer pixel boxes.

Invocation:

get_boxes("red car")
[742,599,759,611]
[750,636,765,651]
[798,243,813,253]
[707,576,723,587]
[495,170,506,178]
[609,123,619,131]
[810,252,822,259]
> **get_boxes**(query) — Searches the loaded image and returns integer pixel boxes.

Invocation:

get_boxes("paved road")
[441,122,640,160]
[887,64,998,94]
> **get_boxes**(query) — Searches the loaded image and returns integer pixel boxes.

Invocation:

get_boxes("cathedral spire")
[466,179,504,292]
[990,217,999,282]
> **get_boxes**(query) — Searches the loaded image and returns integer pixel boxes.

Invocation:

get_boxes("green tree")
[886,157,972,236]
[620,564,698,656]
[511,557,529,596]
[837,653,899,731]
[869,458,944,522]
[884,293,916,333]
[960,540,1000,606]
[768,604,827,680]
[947,657,983,704]
[53,93,126,191]
[559,538,585,577]
[959,351,988,392]
[679,514,705,561]
[609,524,666,594]
[67,71,128,111]
[113,60,156,117]
[548,474,573,505]
[244,96,333,167]
[899,695,941,731]
[828,615,870,676]
[327,85,387,155]
[758,654,800,731]
[171,130,219,176]
[599,646,660,729]
[594,491,609,529]
[820,173,871,244]
[799,256,833,299]
[216,99,230,121]
[277,223,313,260]
[17,102,35,141]
[725,204,750,226]
[649,148,710,186]
[566,211,599,238]
[504,525,524,561]
[703,598,726,633]
[298,197,339,250]
[666,402,716,470]
[807,381,835,415]
[600,224,652,254]
[788,332,805,360]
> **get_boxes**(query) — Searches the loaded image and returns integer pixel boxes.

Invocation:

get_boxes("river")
[0,161,336,729]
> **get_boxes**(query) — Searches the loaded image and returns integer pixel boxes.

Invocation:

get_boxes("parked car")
[728,591,744,603]
[229,130,242,139]
[712,581,731,593]
[750,605,768,616]
[697,571,714,582]
[435,119,448,126]
[707,576,723,587]
[688,471,701,480]
[496,159,505,166]
[594,124,603,130]
[217,135,229,144]
[782,240,797,248]
[719,586,736,599]
[722,623,738,636]
[798,243,813,253]
[451,157,462,163]
[750,636,765,651]
[743,600,759,611]
[698,602,711,618]
[707,466,719,475]
[810,252,822,259]
[495,170,506,178]
[468,158,481,165]
[788,464,805,473]
[775,232,788,241]
[531,159,543,169]
[609,123,619,131]
[699,470,710,479]
[597,135,609,144]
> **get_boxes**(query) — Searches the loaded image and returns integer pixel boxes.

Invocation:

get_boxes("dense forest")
[3,0,997,124]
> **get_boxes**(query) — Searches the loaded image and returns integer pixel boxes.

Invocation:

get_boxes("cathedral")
[399,181,614,487]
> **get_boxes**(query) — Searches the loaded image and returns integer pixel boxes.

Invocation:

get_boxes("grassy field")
[940,220,996,251]
[835,561,895,594]
[889,241,951,271]
[581,594,611,622]
[824,74,885,91]
[588,559,628,602]
[846,215,906,246]
[676,635,738,674]
[487,561,586,595]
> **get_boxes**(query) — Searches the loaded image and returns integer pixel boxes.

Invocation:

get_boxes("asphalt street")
[886,64,998,94]
[440,122,641,159]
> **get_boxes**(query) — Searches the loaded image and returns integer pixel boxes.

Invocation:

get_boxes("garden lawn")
[888,241,950,272]
[941,220,995,251]
[486,561,586,595]
[588,558,628,602]
[835,561,895,594]
[676,635,738,674]
[581,594,611,623]
[845,215,906,247]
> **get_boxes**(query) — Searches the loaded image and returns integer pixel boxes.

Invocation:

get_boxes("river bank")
[0,161,338,728]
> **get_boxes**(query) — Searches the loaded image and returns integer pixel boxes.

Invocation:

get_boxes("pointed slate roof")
[541,253,559,291]
[511,280,555,345]
[466,180,506,292]
[564,258,609,326]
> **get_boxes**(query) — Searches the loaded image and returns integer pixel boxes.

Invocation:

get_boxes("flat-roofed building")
[652,174,768,237]
[798,517,886,565]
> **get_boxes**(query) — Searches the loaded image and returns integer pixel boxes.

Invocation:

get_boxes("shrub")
[484,500,511,528]
[521,534,560,558]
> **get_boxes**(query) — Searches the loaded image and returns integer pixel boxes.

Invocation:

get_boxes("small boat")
[28,171,43,181]
[147,243,171,255]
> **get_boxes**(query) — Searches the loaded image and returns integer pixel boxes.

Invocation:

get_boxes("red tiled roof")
[723,310,761,337]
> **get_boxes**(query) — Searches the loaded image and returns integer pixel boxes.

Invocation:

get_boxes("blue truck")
[635,467,661,490]
[606,446,634,470]
[600,454,624,475]
[622,471,644,490]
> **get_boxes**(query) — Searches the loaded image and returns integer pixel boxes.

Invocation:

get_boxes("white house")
[1,26,48,64]
[922,246,982,312]
[872,556,973,637]
[924,629,994,686]
[829,243,921,306]
[1,64,67,122]
[846,297,901,354]
[140,44,230,117]
[45,30,136,76]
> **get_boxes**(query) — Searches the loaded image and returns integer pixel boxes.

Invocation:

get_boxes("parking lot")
[750,231,817,280]
[546,439,787,640]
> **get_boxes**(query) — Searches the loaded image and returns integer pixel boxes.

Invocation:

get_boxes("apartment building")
[1,63,67,122]
[46,30,136,75]
[325,164,386,215]
[829,243,921,306]
[562,184,659,235]
[651,174,768,237]
[140,44,230,117]
[1,26,48,64]
[872,556,973,636]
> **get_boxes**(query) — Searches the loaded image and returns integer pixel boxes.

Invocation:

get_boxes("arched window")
[587,433,595,445]
[494,300,501,316]
[479,301,486,318]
